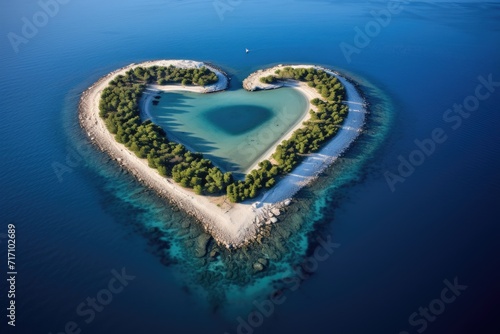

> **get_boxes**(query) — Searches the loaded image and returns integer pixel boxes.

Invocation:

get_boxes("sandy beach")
[79,60,367,248]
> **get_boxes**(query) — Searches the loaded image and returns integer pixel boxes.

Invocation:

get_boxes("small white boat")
[245,48,250,54]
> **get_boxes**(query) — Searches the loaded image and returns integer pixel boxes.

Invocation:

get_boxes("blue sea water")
[0,1,499,334]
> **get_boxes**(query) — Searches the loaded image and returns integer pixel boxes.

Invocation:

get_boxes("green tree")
[194,185,203,195]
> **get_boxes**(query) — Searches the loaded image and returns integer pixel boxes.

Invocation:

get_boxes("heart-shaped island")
[79,60,367,248]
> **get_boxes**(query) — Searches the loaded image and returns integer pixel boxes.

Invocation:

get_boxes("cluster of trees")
[259,75,278,84]
[99,67,232,196]
[270,67,348,172]
[129,65,218,87]
[226,160,280,202]
[171,157,233,195]
[99,65,348,203]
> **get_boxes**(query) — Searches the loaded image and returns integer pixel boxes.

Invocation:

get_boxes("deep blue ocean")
[1,1,499,333]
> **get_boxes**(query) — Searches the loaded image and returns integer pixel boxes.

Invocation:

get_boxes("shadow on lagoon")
[149,92,244,173]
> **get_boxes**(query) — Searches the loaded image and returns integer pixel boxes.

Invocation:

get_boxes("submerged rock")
[253,262,265,272]
[209,248,219,258]
[195,233,212,258]
[257,258,269,267]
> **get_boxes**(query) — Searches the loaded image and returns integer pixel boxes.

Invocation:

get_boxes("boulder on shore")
[271,208,281,216]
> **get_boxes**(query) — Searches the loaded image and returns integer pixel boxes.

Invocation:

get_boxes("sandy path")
[79,60,366,248]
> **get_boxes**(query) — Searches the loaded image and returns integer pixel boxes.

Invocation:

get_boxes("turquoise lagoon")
[147,87,308,176]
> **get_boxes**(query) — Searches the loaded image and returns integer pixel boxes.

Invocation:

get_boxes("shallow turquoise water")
[149,88,308,174]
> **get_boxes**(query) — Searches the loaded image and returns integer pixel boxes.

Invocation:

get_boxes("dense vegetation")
[259,75,278,84]
[99,65,348,203]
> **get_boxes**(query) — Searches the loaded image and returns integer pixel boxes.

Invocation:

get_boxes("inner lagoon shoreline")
[78,60,368,249]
